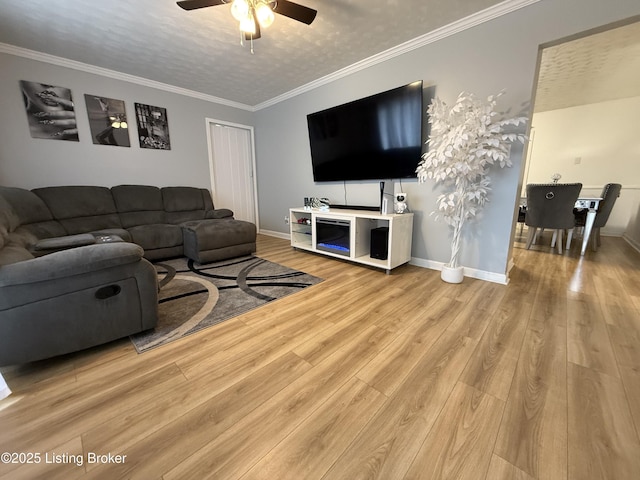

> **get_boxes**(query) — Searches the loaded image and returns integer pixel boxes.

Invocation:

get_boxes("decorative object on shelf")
[19,80,79,141]
[305,197,330,210]
[394,193,408,214]
[176,0,317,54]
[416,91,527,283]
[135,103,171,150]
[84,95,130,147]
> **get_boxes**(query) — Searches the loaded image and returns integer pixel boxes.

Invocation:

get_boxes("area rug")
[130,256,323,353]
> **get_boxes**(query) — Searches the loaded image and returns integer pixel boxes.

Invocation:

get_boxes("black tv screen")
[307,81,423,182]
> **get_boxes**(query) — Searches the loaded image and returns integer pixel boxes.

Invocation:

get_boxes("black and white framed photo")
[19,80,79,141]
[84,95,130,147]
[134,103,171,150]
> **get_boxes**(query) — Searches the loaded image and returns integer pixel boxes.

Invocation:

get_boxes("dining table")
[574,196,602,255]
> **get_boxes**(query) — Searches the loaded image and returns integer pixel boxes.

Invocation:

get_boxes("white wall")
[254,0,640,279]
[525,97,640,237]
[0,52,253,190]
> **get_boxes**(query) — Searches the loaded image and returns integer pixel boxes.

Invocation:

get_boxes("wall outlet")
[284,216,289,224]
[574,157,582,165]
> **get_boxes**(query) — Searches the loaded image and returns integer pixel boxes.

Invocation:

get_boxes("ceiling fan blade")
[273,0,317,25]
[176,0,226,11]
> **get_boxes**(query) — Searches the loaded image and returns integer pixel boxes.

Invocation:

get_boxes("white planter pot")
[441,265,464,284]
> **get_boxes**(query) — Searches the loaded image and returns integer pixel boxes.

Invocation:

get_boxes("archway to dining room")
[511,16,640,259]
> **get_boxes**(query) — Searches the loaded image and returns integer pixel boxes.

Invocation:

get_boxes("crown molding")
[0,42,255,112]
[254,0,542,110]
[1,0,541,112]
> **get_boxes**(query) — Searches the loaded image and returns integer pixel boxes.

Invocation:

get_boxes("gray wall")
[0,52,253,189]
[254,0,640,277]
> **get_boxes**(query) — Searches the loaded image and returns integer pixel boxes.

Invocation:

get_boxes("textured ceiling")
[0,0,504,107]
[1,1,638,110]
[534,20,640,113]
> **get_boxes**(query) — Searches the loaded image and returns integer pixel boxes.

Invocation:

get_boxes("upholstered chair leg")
[592,227,600,251]
[566,228,574,251]
[556,229,563,254]
[526,227,537,250]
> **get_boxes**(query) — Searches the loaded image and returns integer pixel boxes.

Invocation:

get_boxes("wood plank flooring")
[1,232,640,479]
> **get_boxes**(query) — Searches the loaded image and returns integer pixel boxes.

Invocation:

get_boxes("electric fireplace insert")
[315,218,350,256]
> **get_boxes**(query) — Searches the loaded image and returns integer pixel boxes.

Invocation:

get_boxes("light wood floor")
[1,232,640,479]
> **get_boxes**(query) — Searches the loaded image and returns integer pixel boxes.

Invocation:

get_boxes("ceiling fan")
[177,0,317,45]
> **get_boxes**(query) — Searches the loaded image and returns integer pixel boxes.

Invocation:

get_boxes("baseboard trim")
[259,229,290,240]
[623,234,640,254]
[259,230,510,284]
[409,257,509,285]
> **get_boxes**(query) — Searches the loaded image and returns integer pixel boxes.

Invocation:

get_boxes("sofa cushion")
[0,193,20,235]
[0,244,35,266]
[126,224,183,250]
[112,185,167,228]
[0,187,52,225]
[34,186,123,234]
[162,186,208,224]
[0,187,67,240]
[200,188,215,210]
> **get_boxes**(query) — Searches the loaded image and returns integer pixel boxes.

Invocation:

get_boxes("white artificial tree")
[416,91,527,270]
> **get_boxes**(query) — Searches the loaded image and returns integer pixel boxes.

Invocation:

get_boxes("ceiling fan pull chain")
[240,31,244,46]
[250,35,254,54]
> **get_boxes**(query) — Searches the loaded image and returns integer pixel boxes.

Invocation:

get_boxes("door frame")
[205,117,260,231]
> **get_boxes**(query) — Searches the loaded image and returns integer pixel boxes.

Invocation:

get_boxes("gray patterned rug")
[130,255,323,353]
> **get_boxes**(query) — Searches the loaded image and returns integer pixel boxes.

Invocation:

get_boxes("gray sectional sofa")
[0,184,257,366]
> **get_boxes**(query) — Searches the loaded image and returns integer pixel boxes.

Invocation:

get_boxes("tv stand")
[289,207,413,273]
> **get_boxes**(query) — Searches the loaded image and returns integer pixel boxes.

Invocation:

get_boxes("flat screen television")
[307,81,423,182]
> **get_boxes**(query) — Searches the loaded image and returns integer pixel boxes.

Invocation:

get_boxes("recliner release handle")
[95,284,122,299]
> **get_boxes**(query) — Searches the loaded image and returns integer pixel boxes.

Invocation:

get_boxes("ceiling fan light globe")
[255,3,274,28]
[230,0,250,21]
[239,16,256,34]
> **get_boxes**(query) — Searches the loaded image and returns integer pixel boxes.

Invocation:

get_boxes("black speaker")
[370,227,389,260]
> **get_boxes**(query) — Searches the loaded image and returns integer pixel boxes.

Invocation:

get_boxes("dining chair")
[574,183,621,251]
[525,183,582,254]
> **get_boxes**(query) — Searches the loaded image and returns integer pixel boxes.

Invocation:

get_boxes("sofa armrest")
[205,208,234,219]
[0,243,145,287]
[32,233,96,251]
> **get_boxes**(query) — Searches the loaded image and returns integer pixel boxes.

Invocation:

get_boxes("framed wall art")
[84,95,130,147]
[134,103,171,150]
[19,80,79,141]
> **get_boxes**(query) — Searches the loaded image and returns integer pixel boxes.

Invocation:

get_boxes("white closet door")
[209,123,256,224]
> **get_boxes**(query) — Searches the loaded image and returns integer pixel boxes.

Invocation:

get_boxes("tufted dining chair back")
[525,183,582,254]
